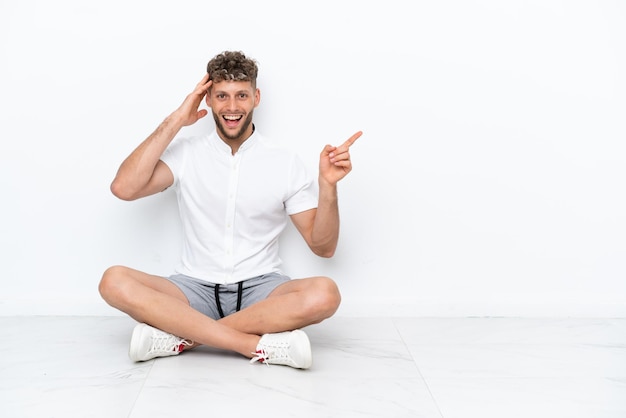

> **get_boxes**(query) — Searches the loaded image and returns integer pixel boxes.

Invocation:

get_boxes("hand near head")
[172,74,213,126]
[319,131,363,186]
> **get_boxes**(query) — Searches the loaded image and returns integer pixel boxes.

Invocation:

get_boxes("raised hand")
[173,74,213,126]
[319,131,363,186]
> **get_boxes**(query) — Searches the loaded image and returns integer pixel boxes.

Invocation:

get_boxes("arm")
[110,75,212,201]
[291,131,363,257]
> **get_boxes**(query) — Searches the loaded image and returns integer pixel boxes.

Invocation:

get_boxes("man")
[99,51,361,369]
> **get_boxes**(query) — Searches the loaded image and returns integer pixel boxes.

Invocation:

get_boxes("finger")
[198,73,210,85]
[195,74,212,93]
[330,150,350,164]
[332,159,353,170]
[323,144,337,155]
[341,131,363,149]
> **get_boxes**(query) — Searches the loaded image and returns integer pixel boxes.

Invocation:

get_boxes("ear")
[254,88,261,108]
[205,92,212,108]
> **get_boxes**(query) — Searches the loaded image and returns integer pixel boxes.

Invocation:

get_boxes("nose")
[225,96,238,111]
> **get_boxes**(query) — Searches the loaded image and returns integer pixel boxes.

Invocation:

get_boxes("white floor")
[1,316,625,418]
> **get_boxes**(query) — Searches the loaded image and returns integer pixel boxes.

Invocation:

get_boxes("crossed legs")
[98,266,341,359]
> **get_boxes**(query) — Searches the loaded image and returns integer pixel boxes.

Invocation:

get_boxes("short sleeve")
[160,137,187,185]
[284,154,318,215]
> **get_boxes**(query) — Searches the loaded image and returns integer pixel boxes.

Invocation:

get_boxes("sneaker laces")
[249,344,290,366]
[250,349,272,366]
[148,329,192,356]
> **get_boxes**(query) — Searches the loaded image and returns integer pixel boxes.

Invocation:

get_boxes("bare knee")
[98,265,133,305]
[303,277,341,323]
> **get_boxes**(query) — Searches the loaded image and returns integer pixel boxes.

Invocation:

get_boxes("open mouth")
[223,114,243,127]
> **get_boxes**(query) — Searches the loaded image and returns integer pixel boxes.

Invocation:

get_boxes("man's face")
[206,80,260,142]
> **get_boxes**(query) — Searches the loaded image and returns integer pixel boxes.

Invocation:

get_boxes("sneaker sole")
[291,329,313,369]
[128,323,150,362]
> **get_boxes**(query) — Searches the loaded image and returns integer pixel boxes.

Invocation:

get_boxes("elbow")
[308,234,338,258]
[312,246,336,258]
[110,179,137,201]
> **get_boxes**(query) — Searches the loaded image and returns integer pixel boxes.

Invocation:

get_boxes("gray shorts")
[166,272,291,320]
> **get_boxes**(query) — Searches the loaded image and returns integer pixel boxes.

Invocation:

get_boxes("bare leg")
[98,265,259,357]
[219,276,341,335]
[98,266,341,358]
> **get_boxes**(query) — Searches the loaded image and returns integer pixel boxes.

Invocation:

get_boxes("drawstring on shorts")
[214,282,244,319]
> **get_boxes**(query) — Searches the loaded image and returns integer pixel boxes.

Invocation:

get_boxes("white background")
[1,0,624,317]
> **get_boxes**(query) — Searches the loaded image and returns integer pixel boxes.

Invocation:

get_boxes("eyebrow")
[214,89,251,96]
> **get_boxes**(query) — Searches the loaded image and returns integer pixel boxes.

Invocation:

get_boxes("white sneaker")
[250,329,312,369]
[129,323,192,362]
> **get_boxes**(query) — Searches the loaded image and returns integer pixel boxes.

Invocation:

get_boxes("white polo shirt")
[161,129,318,284]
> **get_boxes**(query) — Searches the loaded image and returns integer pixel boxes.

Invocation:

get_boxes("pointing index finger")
[342,131,363,148]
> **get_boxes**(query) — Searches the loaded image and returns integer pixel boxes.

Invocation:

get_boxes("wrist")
[318,175,336,187]
[164,111,186,128]
[318,176,338,198]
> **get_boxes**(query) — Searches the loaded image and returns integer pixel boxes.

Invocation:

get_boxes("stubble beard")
[213,110,255,142]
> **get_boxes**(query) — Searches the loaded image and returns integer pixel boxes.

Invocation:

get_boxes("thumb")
[321,144,336,155]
